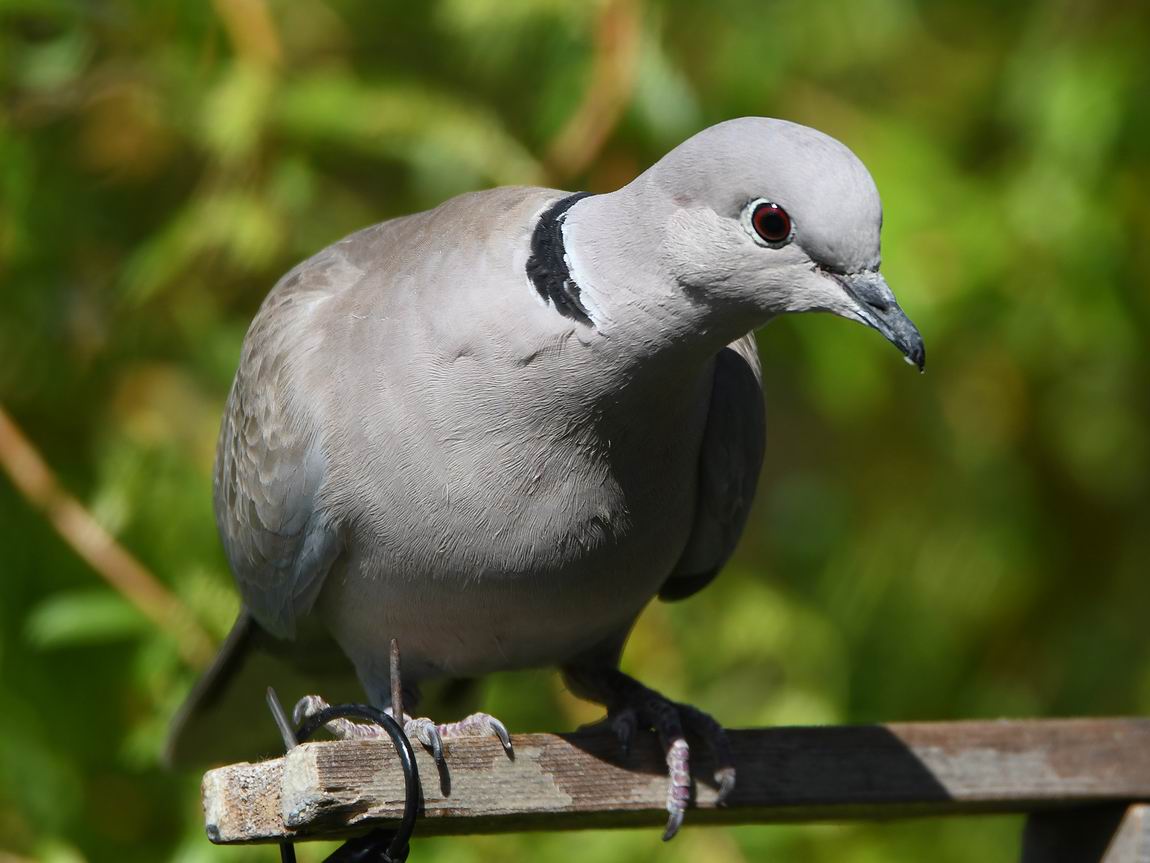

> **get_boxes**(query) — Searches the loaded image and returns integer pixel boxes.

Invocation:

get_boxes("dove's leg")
[561,664,735,841]
[291,694,512,763]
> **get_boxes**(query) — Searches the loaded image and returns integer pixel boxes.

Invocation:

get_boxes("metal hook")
[269,641,421,863]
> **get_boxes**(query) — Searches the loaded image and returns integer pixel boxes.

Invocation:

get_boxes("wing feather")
[660,334,765,601]
[213,252,353,638]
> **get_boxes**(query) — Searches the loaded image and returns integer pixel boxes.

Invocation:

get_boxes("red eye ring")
[751,201,792,244]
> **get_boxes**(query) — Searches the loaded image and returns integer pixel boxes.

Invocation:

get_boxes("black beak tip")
[889,318,925,373]
[908,342,926,373]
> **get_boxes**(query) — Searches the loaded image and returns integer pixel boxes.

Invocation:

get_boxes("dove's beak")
[830,270,926,371]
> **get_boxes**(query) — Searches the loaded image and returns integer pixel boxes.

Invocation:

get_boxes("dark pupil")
[757,210,787,239]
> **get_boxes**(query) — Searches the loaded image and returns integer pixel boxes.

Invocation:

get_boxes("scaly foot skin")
[291,695,512,765]
[565,667,735,841]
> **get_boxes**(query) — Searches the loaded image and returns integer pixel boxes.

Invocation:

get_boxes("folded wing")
[660,334,765,601]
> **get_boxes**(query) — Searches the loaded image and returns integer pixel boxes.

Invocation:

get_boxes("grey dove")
[169,117,924,839]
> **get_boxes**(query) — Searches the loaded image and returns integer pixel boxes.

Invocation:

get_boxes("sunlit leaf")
[25,590,151,649]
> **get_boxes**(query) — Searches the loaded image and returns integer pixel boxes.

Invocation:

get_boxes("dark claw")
[429,727,445,765]
[407,718,446,765]
[490,717,513,756]
[662,807,685,842]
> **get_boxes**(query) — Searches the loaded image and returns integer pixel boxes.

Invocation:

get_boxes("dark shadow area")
[563,723,954,809]
[1021,806,1132,863]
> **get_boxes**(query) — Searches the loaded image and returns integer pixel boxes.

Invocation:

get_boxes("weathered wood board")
[202,718,1150,844]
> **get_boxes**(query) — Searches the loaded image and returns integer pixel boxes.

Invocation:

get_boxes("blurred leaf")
[32,839,87,863]
[12,29,92,92]
[275,72,545,187]
[632,16,701,143]
[25,590,150,649]
[200,61,277,165]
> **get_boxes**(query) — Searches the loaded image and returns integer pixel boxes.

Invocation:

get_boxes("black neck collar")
[526,192,594,327]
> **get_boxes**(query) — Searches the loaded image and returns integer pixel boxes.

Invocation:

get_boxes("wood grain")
[201,718,1150,844]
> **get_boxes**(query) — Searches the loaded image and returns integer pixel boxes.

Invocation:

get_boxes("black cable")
[269,691,421,863]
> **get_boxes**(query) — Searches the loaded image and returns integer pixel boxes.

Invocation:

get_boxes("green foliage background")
[2,0,1148,860]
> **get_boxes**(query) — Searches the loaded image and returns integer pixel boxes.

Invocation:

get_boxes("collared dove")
[169,117,924,839]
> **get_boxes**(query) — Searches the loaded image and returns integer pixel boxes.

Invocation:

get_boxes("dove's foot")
[562,666,735,841]
[403,712,513,763]
[292,695,512,764]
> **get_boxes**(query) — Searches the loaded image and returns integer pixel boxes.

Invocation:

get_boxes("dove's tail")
[164,608,361,768]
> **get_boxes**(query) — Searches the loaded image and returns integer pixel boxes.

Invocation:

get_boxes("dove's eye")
[751,201,792,245]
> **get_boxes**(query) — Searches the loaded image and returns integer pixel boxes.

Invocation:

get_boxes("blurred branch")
[0,405,215,668]
[212,0,282,68]
[544,0,642,181]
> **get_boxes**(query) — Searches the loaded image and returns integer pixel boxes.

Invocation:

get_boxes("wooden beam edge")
[202,717,1150,844]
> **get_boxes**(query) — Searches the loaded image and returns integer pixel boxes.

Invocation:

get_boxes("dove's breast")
[314,319,715,688]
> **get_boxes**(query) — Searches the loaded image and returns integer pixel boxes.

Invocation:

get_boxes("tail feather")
[165,609,360,767]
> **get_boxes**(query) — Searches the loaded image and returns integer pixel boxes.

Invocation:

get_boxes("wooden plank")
[201,718,1150,844]
[1107,806,1150,863]
[1021,804,1150,863]
[202,757,285,845]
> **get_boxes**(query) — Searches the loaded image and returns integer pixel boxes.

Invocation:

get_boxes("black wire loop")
[271,693,421,863]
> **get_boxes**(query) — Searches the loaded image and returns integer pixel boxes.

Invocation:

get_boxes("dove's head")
[630,117,925,370]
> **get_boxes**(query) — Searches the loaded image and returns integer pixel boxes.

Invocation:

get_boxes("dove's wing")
[660,334,765,601]
[214,250,353,639]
